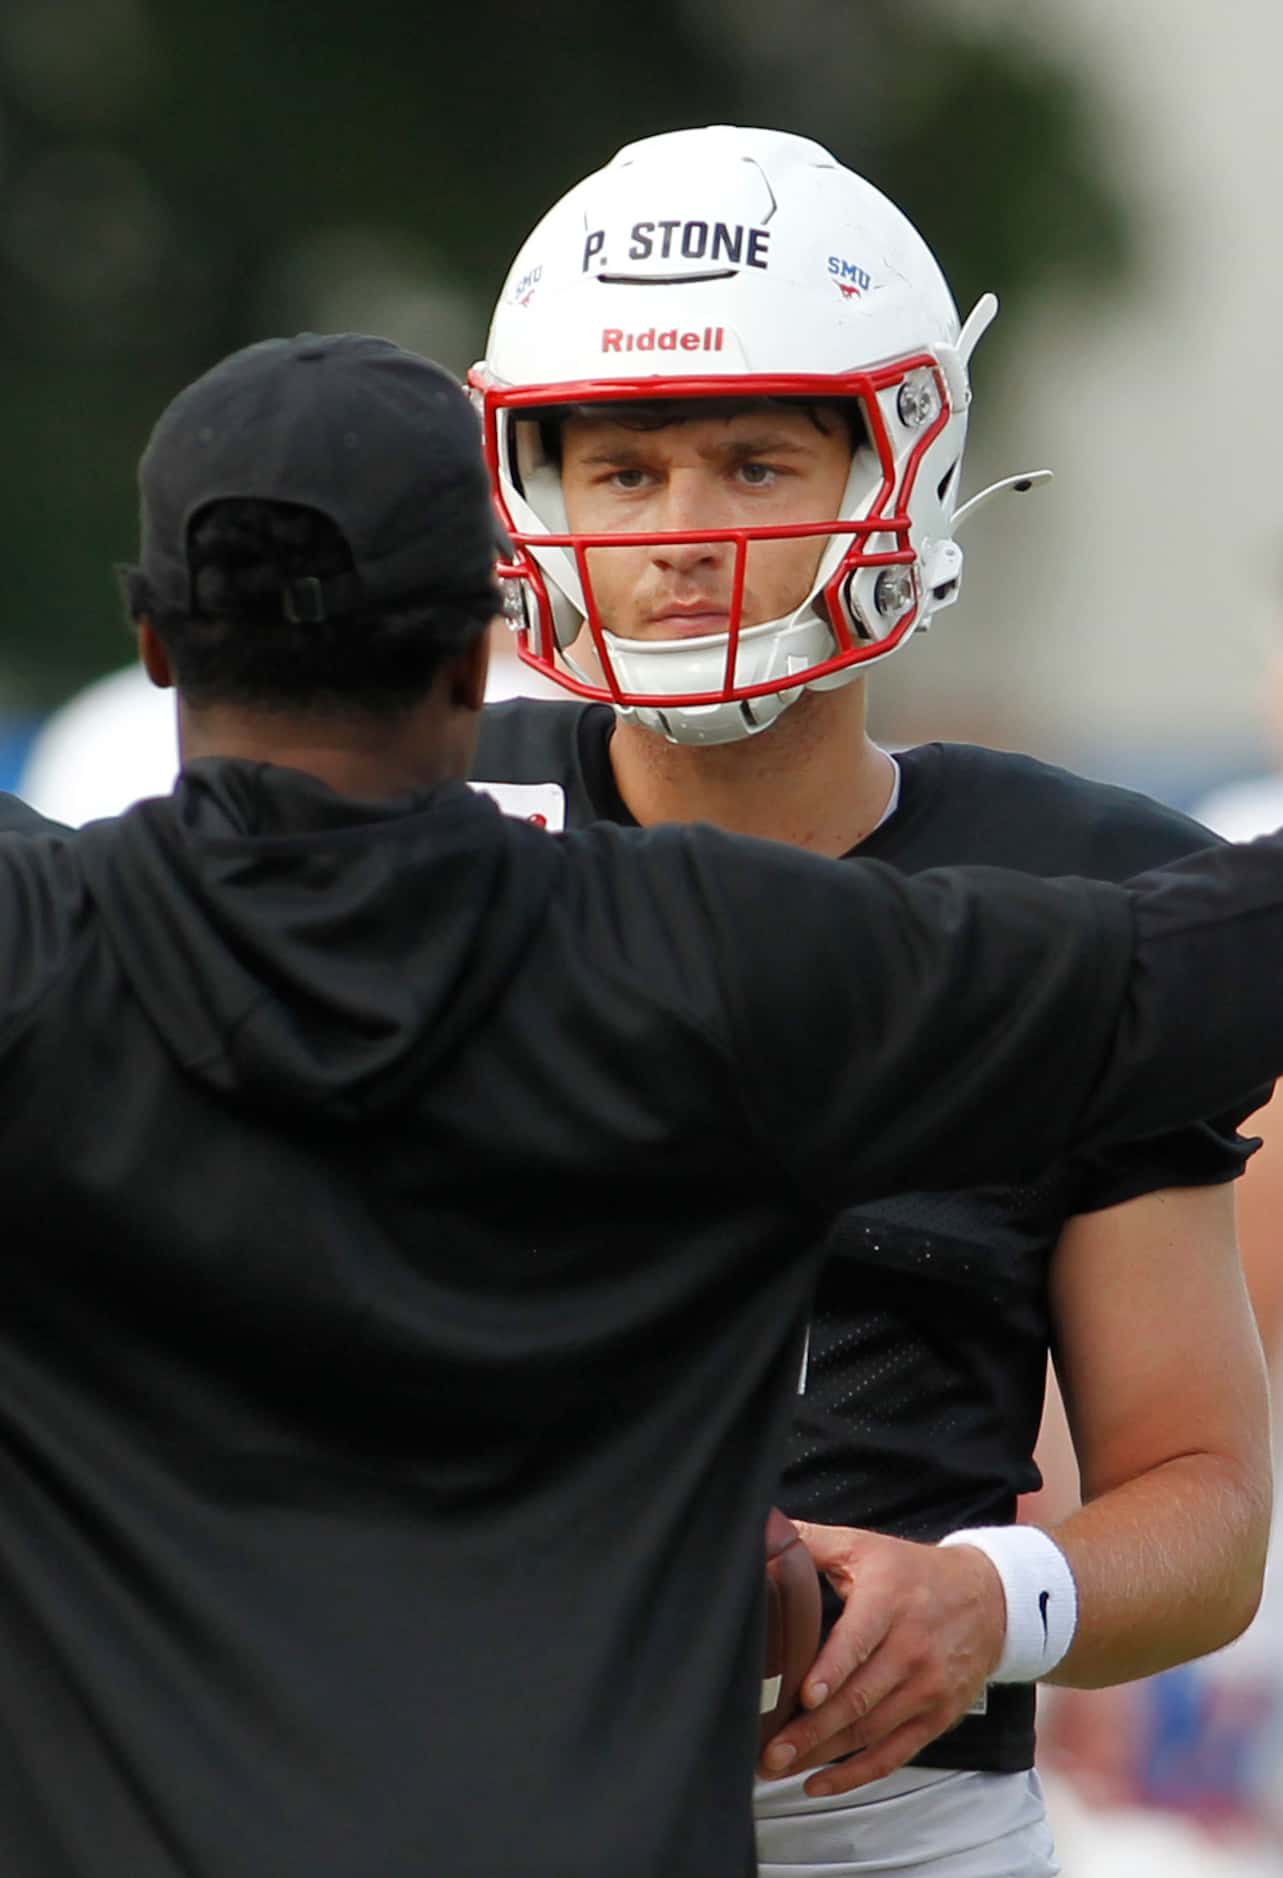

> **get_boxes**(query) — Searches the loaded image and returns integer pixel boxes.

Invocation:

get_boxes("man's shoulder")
[473,697,601,784]
[0,796,91,1027]
[0,792,69,839]
[472,697,621,831]
[896,742,1216,881]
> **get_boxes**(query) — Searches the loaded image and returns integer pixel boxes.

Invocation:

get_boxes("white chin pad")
[601,609,834,703]
[626,689,798,746]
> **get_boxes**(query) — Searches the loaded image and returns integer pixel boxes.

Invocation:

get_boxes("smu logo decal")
[828,255,872,299]
[510,264,543,307]
[582,220,771,281]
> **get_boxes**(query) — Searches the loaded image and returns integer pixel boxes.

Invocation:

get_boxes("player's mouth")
[643,604,732,640]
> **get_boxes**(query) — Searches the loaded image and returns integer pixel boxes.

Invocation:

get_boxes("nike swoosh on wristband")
[1038,1589,1051,1649]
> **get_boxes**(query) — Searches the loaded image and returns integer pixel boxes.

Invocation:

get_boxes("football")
[760,1506,823,1751]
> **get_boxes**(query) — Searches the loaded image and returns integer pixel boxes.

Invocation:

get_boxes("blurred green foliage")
[0,0,1131,704]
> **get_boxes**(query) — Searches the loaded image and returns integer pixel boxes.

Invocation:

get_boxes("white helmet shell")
[473,125,989,745]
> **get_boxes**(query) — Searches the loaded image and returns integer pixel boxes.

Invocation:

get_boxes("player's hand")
[757,1522,1006,1796]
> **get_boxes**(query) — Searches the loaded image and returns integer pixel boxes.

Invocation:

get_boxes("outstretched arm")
[1035,1095,1283,1796]
[689,826,1281,1208]
[1233,1082,1283,1350]
[1039,1181,1271,1685]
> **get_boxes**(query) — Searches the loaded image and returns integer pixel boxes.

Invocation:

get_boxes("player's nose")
[648,476,731,573]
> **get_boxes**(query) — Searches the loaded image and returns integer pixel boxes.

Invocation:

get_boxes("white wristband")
[938,1525,1078,1682]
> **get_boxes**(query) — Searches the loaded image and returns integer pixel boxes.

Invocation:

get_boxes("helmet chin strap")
[952,468,1053,532]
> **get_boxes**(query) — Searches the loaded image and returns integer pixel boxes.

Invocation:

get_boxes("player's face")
[559,409,852,641]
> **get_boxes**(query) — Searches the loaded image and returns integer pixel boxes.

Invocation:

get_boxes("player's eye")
[737,462,777,488]
[607,467,651,490]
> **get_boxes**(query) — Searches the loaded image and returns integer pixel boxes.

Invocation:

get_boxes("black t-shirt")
[472,700,1256,1772]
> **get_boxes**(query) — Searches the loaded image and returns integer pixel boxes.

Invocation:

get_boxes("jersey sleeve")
[1065,1118,1262,1216]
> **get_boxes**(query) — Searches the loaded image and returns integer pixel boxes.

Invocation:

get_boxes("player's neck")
[607,683,894,857]
[176,696,476,802]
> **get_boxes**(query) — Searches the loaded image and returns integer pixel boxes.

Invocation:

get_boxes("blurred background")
[3,0,1282,808]
[2,2,1282,1867]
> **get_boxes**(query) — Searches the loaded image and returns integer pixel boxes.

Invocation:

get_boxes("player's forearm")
[1043,1450,1272,1686]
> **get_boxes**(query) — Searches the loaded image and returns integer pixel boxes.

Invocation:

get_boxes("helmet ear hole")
[923,540,963,610]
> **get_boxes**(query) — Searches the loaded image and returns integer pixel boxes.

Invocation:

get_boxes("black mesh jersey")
[472,699,1257,1773]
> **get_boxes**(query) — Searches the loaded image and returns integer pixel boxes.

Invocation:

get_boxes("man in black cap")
[2,329,1283,1878]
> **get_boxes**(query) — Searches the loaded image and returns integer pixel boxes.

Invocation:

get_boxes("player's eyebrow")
[575,432,815,467]
[574,441,656,467]
[702,434,813,461]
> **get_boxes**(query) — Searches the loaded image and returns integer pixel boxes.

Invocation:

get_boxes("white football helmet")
[472,125,1010,745]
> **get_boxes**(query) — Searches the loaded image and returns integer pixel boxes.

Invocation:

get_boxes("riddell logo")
[601,327,725,354]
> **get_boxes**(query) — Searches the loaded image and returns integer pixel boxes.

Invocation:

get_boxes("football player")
[470,126,1273,1876]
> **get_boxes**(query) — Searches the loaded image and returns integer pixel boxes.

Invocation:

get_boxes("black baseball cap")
[136,332,511,624]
